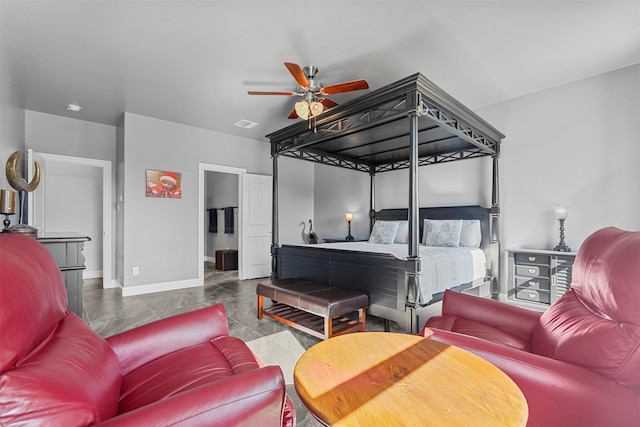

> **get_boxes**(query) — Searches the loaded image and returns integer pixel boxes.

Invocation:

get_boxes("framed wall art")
[146,169,182,198]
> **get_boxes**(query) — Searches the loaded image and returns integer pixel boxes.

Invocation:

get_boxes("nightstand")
[507,248,577,309]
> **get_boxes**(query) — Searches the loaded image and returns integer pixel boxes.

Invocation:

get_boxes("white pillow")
[368,220,400,244]
[423,219,463,247]
[394,221,409,244]
[460,219,482,247]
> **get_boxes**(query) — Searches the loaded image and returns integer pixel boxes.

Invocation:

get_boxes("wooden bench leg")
[358,308,366,332]
[325,316,332,339]
[257,294,264,319]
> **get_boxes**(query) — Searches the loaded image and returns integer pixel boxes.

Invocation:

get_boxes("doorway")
[30,151,113,287]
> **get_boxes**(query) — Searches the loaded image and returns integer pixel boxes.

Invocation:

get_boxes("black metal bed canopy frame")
[266,72,505,309]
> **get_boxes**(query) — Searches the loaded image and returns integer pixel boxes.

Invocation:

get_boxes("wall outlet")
[132,266,140,276]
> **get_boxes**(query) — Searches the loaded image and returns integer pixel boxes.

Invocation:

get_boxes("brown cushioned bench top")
[256,278,369,318]
[257,278,369,340]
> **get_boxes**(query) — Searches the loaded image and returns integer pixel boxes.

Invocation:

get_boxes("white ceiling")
[2,1,639,142]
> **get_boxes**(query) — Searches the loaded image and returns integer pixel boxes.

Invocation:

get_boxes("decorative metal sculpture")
[4,151,41,236]
[6,151,41,192]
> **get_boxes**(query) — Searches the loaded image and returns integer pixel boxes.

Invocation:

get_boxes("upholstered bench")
[257,278,369,340]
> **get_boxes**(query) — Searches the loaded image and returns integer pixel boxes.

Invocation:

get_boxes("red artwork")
[146,170,182,198]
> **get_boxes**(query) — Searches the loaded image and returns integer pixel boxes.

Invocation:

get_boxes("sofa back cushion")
[0,234,121,425]
[531,227,640,387]
[0,234,68,371]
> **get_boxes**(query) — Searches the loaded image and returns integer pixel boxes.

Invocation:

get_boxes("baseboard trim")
[83,270,103,279]
[121,278,203,297]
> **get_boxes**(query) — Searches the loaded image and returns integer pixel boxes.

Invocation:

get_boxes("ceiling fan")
[247,62,369,120]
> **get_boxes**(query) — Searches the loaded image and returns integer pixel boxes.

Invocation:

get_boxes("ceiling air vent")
[234,119,258,129]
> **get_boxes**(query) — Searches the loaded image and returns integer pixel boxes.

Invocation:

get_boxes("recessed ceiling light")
[234,119,258,129]
[67,104,82,112]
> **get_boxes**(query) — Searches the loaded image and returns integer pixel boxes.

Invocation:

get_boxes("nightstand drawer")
[515,277,550,291]
[515,265,550,277]
[515,288,550,304]
[515,254,550,265]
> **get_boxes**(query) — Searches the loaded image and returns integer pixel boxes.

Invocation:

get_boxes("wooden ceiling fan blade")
[284,62,310,88]
[321,98,338,109]
[247,91,296,96]
[321,79,369,95]
[287,108,299,119]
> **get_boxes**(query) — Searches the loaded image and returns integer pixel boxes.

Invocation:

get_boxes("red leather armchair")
[0,234,295,426]
[421,227,640,427]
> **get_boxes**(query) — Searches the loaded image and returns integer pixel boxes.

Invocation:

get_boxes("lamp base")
[7,223,39,238]
[345,235,354,241]
[553,244,572,252]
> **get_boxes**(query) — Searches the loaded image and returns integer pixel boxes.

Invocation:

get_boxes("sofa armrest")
[439,289,542,341]
[106,303,229,375]
[95,366,286,427]
[427,330,640,427]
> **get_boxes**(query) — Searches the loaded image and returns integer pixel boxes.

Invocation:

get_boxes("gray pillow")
[368,220,400,244]
[423,219,463,247]
[460,219,482,247]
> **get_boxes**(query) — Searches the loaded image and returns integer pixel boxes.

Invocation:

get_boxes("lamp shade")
[345,212,353,222]
[0,190,16,214]
[295,101,310,120]
[554,206,569,220]
[309,101,324,117]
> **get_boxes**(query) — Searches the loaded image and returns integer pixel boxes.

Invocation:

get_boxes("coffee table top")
[294,332,528,427]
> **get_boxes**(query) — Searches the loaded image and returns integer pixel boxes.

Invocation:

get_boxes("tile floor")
[83,262,404,426]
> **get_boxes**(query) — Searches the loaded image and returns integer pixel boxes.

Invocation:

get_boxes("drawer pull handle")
[528,293,536,299]
[530,282,538,287]
[528,268,536,274]
[528,256,536,262]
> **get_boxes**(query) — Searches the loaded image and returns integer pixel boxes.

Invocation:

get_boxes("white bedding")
[288,242,486,304]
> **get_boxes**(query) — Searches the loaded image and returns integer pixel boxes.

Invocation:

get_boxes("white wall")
[278,156,315,244]
[314,65,640,295]
[0,30,25,201]
[120,113,313,290]
[479,64,640,252]
[45,162,103,275]
[25,110,117,281]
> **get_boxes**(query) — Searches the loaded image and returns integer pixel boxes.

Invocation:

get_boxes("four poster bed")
[266,73,505,333]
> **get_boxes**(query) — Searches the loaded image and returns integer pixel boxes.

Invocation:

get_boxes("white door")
[240,174,272,280]
[27,149,47,230]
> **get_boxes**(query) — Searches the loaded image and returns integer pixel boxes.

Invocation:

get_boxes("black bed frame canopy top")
[266,72,505,174]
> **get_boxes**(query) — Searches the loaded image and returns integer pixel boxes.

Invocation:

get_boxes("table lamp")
[345,212,354,241]
[1,189,16,233]
[553,206,571,252]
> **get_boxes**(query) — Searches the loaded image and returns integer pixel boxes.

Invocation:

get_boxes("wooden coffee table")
[294,332,528,426]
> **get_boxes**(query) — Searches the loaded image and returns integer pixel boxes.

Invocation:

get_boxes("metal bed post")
[406,109,422,333]
[271,151,280,279]
[490,146,501,296]
[369,165,376,232]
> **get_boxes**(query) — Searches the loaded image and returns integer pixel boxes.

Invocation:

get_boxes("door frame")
[36,152,113,288]
[198,163,246,284]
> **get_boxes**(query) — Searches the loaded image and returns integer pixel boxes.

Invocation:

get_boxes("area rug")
[246,330,307,385]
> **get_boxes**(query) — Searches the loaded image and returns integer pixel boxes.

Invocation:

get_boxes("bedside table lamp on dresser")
[553,206,571,252]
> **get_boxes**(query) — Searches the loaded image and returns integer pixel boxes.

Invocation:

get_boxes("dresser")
[507,248,577,309]
[37,233,91,317]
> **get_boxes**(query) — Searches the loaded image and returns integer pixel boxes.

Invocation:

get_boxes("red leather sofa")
[422,227,640,427]
[0,233,295,426]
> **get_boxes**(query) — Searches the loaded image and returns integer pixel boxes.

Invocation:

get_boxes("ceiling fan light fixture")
[310,101,324,117]
[295,101,310,120]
